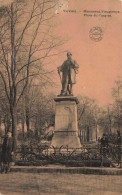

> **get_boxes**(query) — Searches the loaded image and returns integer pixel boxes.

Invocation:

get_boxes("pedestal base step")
[51,131,81,148]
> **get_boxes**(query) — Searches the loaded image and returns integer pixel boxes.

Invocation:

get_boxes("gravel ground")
[0,172,122,195]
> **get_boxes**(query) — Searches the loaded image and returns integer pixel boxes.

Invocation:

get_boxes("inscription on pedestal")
[55,101,78,131]
[51,96,81,149]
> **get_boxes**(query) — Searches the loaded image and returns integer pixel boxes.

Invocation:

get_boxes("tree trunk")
[79,129,82,143]
[21,115,25,138]
[96,124,98,141]
[34,118,39,137]
[0,117,2,135]
[26,106,30,136]
[4,115,11,136]
[87,126,89,142]
[25,87,30,136]
[10,106,17,150]
[3,116,7,135]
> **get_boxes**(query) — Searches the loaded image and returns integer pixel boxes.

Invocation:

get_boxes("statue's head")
[67,52,72,60]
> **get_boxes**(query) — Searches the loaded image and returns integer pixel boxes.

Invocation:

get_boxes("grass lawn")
[0,172,122,195]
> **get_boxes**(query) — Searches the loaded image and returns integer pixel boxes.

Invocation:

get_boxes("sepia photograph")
[0,0,122,194]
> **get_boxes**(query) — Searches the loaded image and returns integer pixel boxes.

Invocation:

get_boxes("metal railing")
[14,144,105,167]
[0,142,121,167]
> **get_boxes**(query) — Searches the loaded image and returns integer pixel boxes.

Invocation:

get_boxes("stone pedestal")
[51,96,82,150]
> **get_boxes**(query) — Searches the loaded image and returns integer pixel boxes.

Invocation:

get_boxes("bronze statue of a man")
[58,52,79,96]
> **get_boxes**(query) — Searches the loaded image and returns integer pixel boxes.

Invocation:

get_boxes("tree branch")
[0,71,10,102]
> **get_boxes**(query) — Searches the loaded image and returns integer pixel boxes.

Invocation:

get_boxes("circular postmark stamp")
[89,26,103,42]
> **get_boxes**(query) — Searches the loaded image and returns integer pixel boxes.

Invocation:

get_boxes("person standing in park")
[100,133,109,166]
[1,131,15,173]
[117,130,121,166]
[100,133,109,155]
[58,52,79,96]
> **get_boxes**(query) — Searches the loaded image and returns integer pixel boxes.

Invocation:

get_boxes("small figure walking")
[117,130,121,166]
[100,133,109,166]
[1,132,15,173]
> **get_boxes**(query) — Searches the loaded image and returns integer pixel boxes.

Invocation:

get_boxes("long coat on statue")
[59,59,79,85]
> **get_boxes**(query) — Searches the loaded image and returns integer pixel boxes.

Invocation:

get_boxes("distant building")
[79,125,103,143]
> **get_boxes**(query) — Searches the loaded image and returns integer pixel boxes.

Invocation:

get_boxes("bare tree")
[112,78,122,132]
[97,79,122,137]
[0,0,64,144]
[77,96,99,143]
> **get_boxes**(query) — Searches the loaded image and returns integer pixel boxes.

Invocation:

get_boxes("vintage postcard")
[0,0,122,195]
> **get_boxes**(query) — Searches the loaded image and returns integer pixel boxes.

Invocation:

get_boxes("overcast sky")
[51,0,122,105]
[0,0,122,106]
